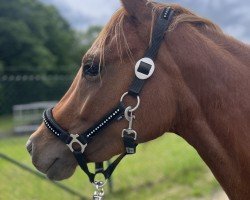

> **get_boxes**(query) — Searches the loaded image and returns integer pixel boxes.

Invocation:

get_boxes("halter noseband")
[43,7,174,199]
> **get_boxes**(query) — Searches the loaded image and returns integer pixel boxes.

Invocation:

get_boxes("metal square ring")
[66,134,87,153]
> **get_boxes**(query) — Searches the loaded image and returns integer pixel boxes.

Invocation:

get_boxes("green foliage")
[0,0,103,115]
[0,17,56,71]
[0,0,83,72]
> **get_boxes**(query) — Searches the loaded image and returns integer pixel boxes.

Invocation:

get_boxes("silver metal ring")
[92,179,107,189]
[120,92,140,112]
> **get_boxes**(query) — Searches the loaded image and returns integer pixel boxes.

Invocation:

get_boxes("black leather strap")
[102,153,126,180]
[95,162,104,173]
[73,151,126,183]
[145,7,174,59]
[128,7,174,97]
[128,78,145,96]
[43,102,125,145]
[73,152,95,182]
[43,109,73,144]
[123,133,138,154]
[80,102,125,143]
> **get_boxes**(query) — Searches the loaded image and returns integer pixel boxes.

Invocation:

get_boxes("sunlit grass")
[0,134,220,200]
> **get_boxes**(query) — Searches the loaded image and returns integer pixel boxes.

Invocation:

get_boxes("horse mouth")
[44,158,68,180]
[45,158,59,174]
[44,158,76,181]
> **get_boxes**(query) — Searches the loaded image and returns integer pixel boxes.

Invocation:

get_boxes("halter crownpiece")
[43,7,174,199]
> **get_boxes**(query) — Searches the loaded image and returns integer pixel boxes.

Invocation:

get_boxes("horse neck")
[165,23,250,199]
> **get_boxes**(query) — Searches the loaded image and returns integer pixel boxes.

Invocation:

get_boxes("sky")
[41,0,120,29]
[41,0,250,43]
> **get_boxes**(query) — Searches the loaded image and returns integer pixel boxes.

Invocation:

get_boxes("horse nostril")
[26,139,33,155]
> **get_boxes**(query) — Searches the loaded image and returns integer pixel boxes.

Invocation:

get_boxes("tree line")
[0,0,101,115]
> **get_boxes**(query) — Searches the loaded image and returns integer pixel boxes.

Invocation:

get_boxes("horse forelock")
[86,8,128,66]
[85,2,222,68]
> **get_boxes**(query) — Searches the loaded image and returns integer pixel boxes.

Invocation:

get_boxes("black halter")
[43,6,174,194]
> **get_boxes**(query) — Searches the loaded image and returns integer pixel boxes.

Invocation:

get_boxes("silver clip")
[124,106,135,126]
[122,107,137,140]
[92,181,105,200]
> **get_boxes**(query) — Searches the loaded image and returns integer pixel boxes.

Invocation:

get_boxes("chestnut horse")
[26,0,250,199]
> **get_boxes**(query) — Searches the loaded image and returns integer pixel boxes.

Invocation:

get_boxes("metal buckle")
[125,147,136,154]
[122,129,137,140]
[122,129,137,154]
[67,134,87,153]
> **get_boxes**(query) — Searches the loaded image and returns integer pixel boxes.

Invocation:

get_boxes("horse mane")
[153,3,222,32]
[86,2,223,66]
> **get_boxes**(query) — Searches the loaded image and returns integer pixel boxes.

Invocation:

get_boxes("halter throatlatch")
[43,7,174,200]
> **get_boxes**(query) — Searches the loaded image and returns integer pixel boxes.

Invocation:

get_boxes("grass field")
[0,115,13,136]
[0,134,221,200]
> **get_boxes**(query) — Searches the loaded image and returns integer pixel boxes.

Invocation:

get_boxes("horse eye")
[83,63,101,77]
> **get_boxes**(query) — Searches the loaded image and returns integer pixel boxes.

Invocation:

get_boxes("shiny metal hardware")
[120,92,140,112]
[92,181,106,200]
[66,134,87,153]
[124,106,134,123]
[122,128,137,141]
[122,106,137,140]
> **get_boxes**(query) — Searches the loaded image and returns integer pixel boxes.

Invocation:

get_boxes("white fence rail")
[13,101,57,134]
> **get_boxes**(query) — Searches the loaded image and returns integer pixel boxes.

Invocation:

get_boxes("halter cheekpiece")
[43,7,174,199]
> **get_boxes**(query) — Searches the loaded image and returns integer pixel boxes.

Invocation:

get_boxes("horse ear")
[120,0,152,22]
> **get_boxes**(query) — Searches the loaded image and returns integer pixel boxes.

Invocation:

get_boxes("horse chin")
[45,158,77,181]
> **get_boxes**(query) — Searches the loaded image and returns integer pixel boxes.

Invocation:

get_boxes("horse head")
[27,0,177,181]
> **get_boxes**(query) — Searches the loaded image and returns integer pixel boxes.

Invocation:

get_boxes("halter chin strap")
[43,6,174,189]
[43,103,128,183]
